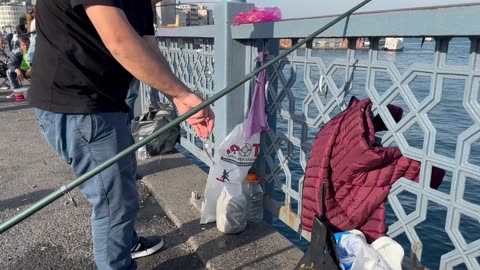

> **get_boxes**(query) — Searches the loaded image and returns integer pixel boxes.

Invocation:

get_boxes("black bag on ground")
[295,183,341,270]
[132,103,180,156]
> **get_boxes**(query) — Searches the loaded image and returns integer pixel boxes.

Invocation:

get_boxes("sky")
[182,0,476,19]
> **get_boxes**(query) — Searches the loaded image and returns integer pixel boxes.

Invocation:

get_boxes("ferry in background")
[380,37,405,51]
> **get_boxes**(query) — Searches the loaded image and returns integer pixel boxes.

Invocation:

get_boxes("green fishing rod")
[0,0,372,234]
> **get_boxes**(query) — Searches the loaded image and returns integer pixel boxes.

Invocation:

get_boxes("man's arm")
[84,5,188,99]
[143,35,169,68]
[143,35,174,101]
[84,5,214,138]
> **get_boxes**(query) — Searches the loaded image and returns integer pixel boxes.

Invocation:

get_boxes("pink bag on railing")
[233,7,282,25]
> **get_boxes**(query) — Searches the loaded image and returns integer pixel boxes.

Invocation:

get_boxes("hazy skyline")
[182,0,476,19]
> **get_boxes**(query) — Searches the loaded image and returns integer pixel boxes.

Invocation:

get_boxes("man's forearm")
[85,5,190,100]
[143,35,171,69]
[143,35,175,101]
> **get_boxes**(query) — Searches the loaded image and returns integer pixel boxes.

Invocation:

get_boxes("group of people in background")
[1,5,35,101]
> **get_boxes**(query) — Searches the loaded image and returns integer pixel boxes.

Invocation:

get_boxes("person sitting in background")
[0,38,10,89]
[6,35,31,101]
[0,38,8,62]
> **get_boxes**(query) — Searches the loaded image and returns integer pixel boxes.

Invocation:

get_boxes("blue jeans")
[36,109,139,270]
[125,79,140,126]
[125,79,161,126]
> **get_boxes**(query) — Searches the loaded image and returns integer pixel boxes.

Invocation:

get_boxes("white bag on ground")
[336,230,404,270]
[216,186,247,234]
[200,121,260,224]
[371,237,404,270]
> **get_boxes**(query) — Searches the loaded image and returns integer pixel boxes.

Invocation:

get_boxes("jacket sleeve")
[390,156,421,183]
[391,157,445,189]
[378,156,445,188]
[351,146,402,174]
[7,51,21,71]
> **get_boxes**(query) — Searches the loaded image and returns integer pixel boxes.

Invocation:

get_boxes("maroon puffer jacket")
[301,97,444,242]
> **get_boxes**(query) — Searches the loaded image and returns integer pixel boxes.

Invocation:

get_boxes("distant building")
[170,10,186,27]
[197,5,213,25]
[0,1,27,32]
[177,4,199,26]
[157,2,214,28]
[158,0,176,26]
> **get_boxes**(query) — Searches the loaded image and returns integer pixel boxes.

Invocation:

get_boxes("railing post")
[212,1,253,144]
[256,40,280,225]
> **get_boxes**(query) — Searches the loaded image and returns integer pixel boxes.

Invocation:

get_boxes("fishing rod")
[0,0,372,234]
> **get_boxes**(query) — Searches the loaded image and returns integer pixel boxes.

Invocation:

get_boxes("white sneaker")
[131,237,164,259]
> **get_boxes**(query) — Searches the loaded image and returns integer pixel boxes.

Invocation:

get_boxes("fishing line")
[0,0,373,234]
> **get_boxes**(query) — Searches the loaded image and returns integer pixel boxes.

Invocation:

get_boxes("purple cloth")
[246,53,270,140]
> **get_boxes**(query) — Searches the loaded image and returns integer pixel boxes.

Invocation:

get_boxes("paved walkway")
[0,89,204,269]
[0,88,303,269]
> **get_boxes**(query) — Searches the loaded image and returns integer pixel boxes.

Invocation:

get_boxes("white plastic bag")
[200,121,260,224]
[216,187,247,234]
[371,237,404,270]
[335,230,404,270]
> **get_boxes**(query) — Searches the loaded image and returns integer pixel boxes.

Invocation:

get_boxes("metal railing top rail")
[153,4,480,40]
[155,25,215,38]
[0,0,373,235]
[231,3,480,39]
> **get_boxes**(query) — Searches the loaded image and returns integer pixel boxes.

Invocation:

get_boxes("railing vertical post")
[212,1,253,144]
[257,40,280,225]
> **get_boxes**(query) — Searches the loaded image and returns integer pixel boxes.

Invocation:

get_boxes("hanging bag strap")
[295,182,341,269]
[313,183,340,268]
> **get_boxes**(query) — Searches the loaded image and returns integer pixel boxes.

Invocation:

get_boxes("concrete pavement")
[0,90,203,269]
[0,88,303,269]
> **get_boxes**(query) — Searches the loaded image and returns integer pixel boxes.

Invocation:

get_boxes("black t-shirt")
[29,0,154,113]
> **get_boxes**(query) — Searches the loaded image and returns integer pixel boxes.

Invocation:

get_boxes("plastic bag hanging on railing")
[201,53,270,233]
[233,7,282,25]
[200,121,260,228]
[246,52,270,140]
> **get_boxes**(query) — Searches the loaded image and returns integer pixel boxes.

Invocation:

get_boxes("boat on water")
[424,37,433,42]
[380,37,404,51]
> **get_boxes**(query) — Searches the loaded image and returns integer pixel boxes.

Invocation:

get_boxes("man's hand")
[15,69,24,81]
[173,92,214,139]
[25,68,32,78]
